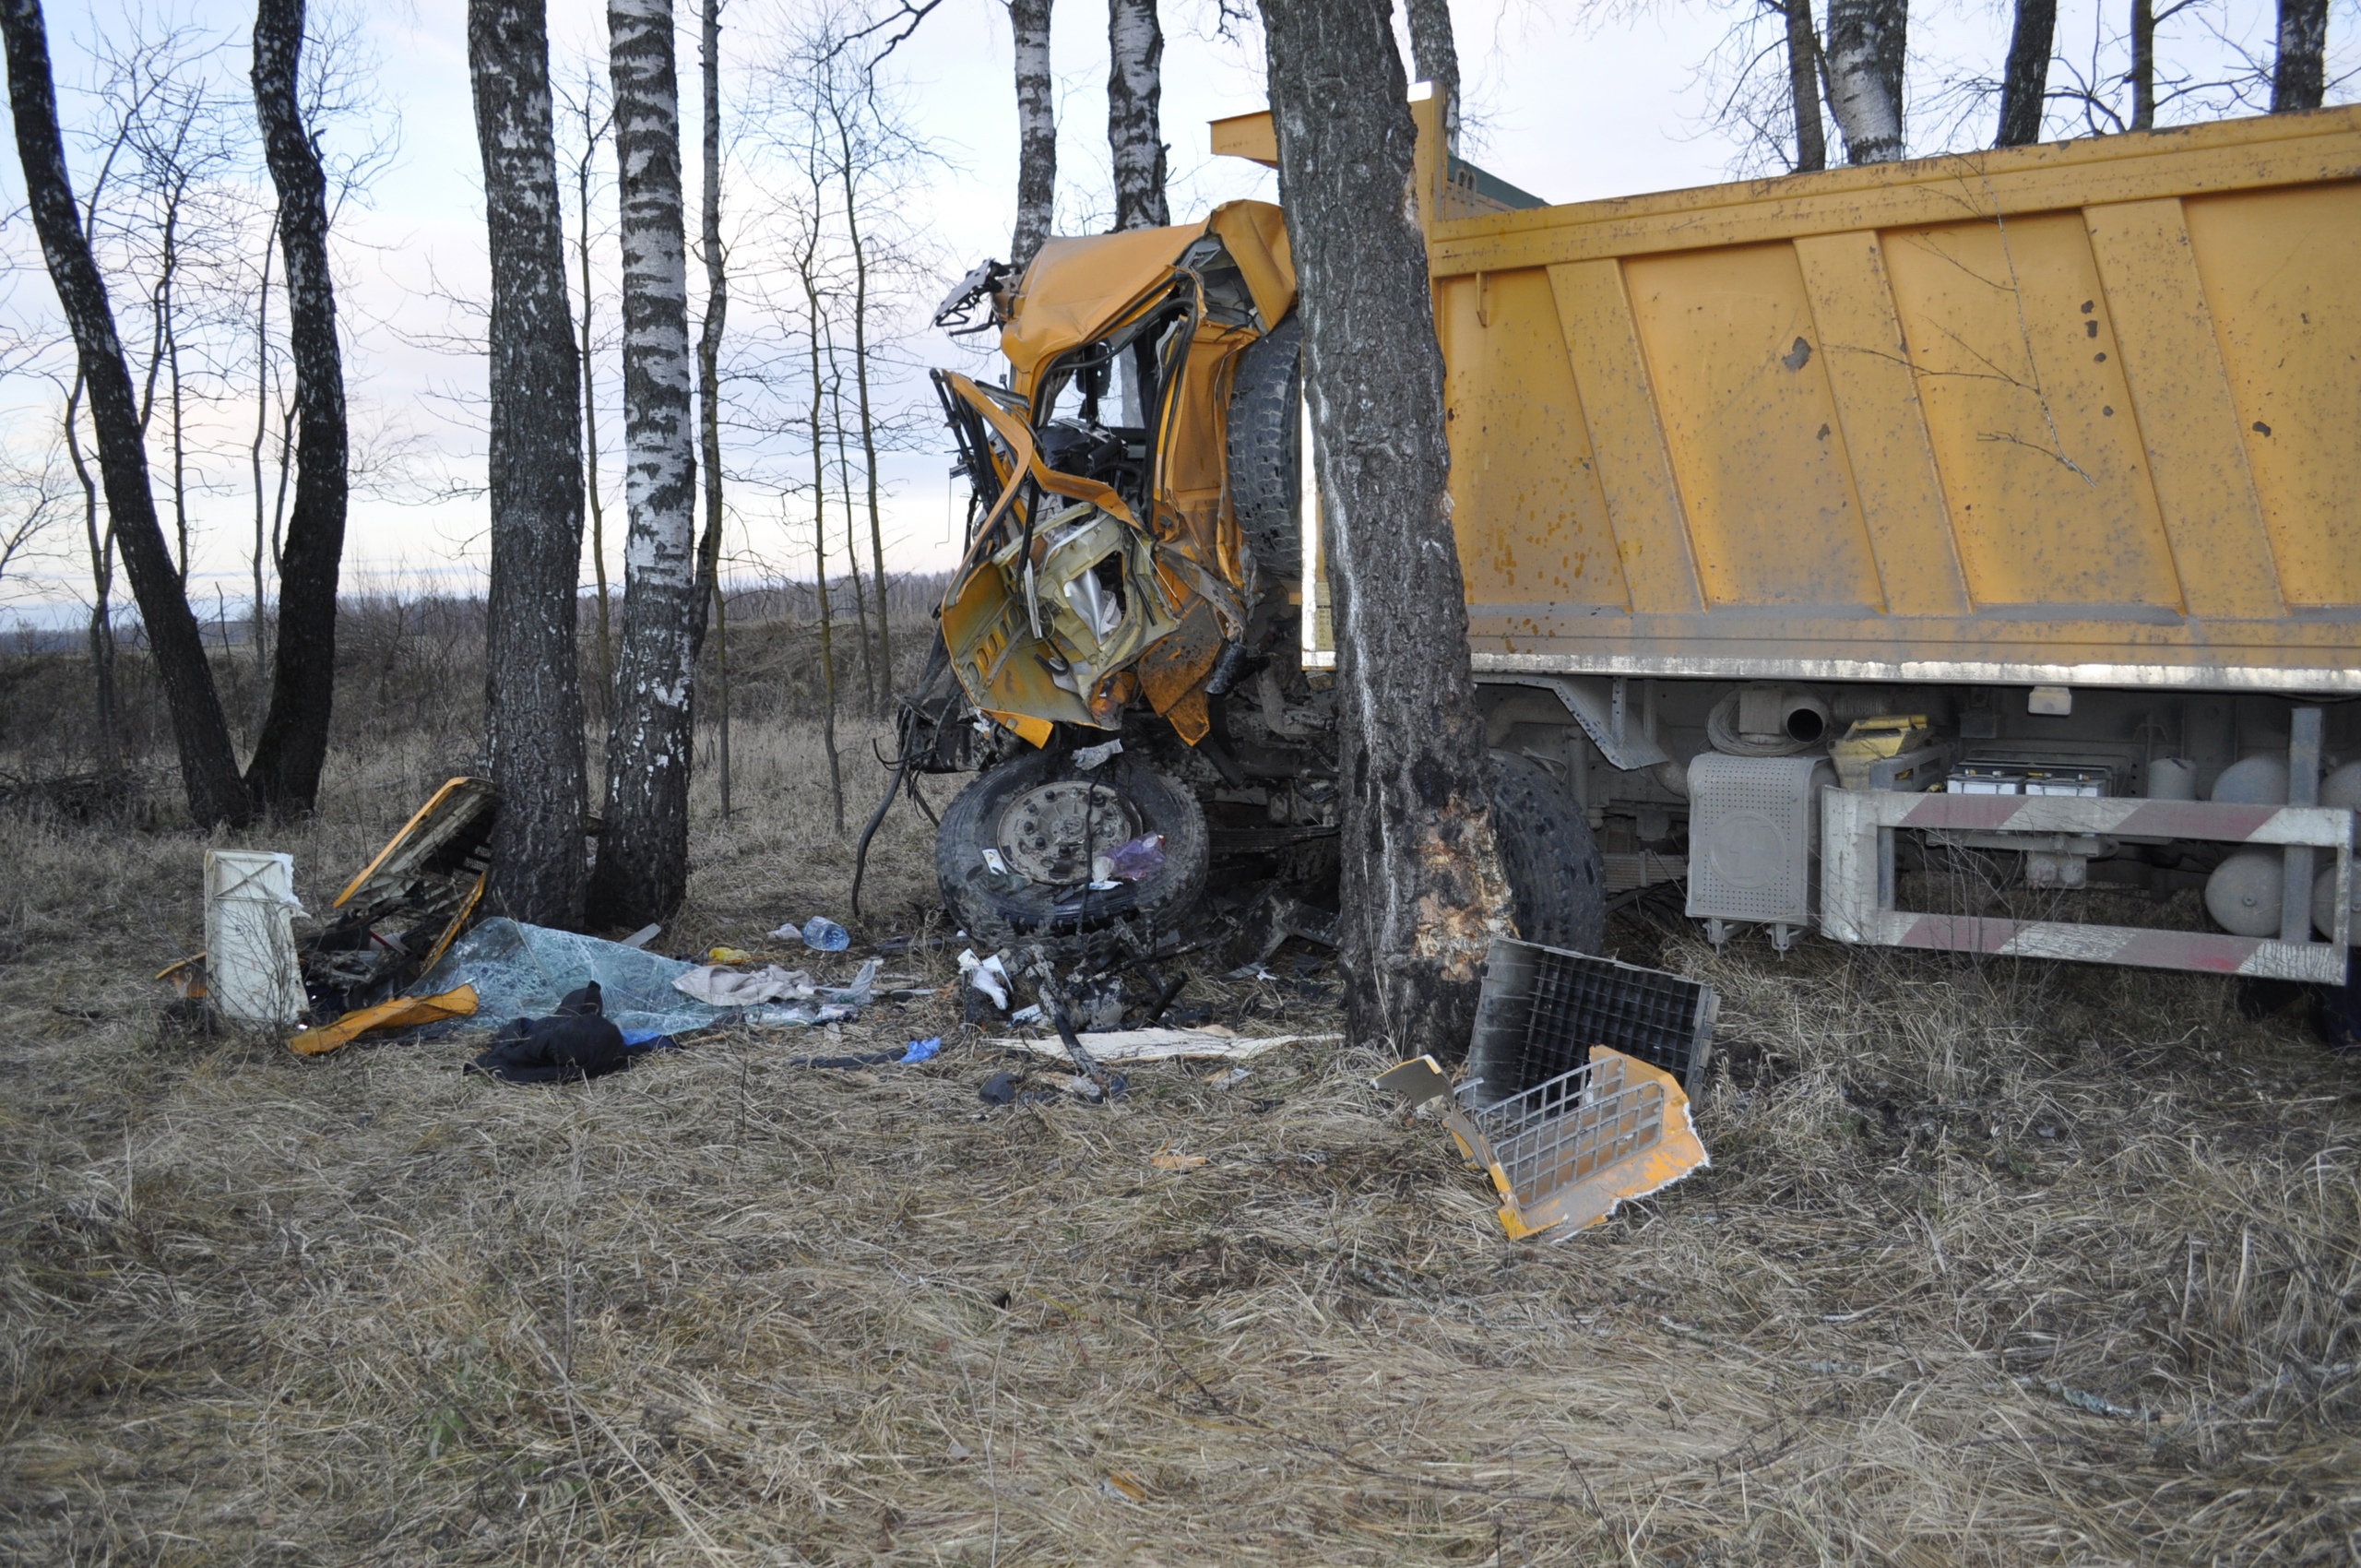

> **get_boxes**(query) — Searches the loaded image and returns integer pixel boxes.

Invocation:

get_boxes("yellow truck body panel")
[1299,103,2361,695]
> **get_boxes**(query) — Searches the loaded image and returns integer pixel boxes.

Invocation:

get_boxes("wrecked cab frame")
[932,201,1297,751]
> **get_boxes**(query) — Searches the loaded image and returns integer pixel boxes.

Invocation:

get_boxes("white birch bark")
[1107,0,1167,230]
[1009,0,1056,267]
[589,0,701,926]
[1824,0,1906,164]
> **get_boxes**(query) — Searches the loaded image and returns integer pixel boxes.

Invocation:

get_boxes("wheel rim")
[995,778,1141,885]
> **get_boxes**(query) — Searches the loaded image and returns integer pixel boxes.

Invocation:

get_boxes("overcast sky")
[1,0,2346,623]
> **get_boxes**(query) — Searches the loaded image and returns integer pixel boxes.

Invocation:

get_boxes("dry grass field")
[3,683,2359,1564]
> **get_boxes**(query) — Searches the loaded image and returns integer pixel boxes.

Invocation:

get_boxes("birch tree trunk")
[1107,0,1167,230]
[689,0,727,661]
[835,102,890,693]
[2272,0,2326,112]
[4,0,251,827]
[248,211,276,731]
[1402,0,1459,150]
[588,0,700,928]
[1257,0,1512,1056]
[1008,0,1055,267]
[573,87,613,700]
[2130,0,2155,130]
[803,230,844,833]
[1823,0,1905,163]
[246,0,350,814]
[1783,0,1827,172]
[1995,0,2054,146]
[468,0,588,927]
[65,380,121,773]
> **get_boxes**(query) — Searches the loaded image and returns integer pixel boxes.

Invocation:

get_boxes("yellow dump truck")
[914,99,2361,985]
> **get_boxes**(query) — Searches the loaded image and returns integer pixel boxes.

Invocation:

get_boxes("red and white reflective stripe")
[1885,913,2345,981]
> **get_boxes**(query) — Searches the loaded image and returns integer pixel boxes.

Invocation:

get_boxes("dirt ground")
[4,715,2359,1565]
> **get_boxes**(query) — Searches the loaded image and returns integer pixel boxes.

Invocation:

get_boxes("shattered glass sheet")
[410,919,879,1037]
[409,919,734,1036]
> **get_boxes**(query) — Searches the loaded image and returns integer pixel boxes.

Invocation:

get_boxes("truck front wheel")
[1489,750,1608,954]
[936,747,1210,949]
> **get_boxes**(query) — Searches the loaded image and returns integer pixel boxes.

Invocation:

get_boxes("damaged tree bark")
[1009,0,1056,268]
[245,0,349,814]
[3,0,251,828]
[469,0,588,926]
[1824,0,1906,163]
[1995,0,2054,146]
[1107,0,1166,230]
[1258,0,1513,1056]
[588,0,701,928]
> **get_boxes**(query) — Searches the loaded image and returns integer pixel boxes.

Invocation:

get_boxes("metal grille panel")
[1468,1052,1667,1210]
[1467,937,1717,1103]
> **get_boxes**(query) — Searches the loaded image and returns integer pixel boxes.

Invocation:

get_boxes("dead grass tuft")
[2,719,2358,1564]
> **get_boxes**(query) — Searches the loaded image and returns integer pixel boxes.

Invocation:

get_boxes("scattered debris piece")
[1100,1471,1151,1501]
[1104,833,1164,882]
[1380,1045,1709,1239]
[784,1035,943,1070]
[1220,886,1339,977]
[673,964,816,1006]
[311,778,498,1008]
[620,923,662,950]
[155,955,207,999]
[466,982,628,1084]
[1468,937,1717,1099]
[291,984,478,1058]
[416,918,734,1036]
[995,1028,1325,1063]
[767,915,853,949]
[1070,738,1122,771]
[1376,938,1719,1240]
[1149,1147,1208,1170]
[1204,1066,1251,1089]
[1062,972,1125,1031]
[707,945,754,964]
[959,949,1013,1010]
[204,849,307,1027]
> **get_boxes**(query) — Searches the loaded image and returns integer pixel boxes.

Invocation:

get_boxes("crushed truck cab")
[934,202,1296,748]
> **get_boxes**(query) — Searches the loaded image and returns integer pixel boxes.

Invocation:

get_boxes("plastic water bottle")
[802,915,851,951]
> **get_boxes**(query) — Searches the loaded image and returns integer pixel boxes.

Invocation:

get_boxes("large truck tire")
[1227,312,1302,590]
[937,747,1210,949]
[1489,750,1608,954]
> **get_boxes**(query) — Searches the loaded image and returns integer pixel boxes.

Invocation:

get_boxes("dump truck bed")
[1302,105,2361,695]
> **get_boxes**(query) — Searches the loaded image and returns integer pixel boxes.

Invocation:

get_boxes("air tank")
[2204,849,2284,938]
